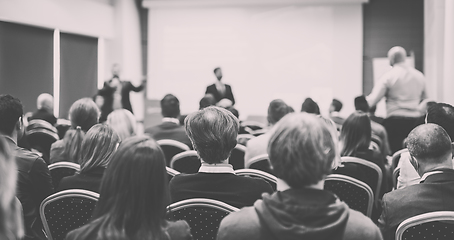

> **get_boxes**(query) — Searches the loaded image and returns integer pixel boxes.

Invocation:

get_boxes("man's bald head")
[388,46,407,66]
[406,123,452,164]
[37,93,53,112]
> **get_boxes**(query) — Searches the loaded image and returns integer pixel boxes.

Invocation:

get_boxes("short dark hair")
[161,94,180,118]
[226,106,239,118]
[199,94,216,110]
[301,98,320,115]
[213,67,221,74]
[331,99,343,112]
[0,95,23,135]
[268,113,335,188]
[268,99,290,125]
[427,103,454,140]
[354,95,369,112]
[406,123,452,163]
[185,106,239,164]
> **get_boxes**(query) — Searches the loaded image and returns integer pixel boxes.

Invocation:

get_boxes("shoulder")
[170,173,198,186]
[344,209,383,240]
[166,220,192,240]
[218,206,261,240]
[51,139,65,149]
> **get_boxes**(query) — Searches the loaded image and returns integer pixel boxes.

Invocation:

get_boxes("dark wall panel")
[363,0,424,94]
[0,21,53,113]
[60,33,97,118]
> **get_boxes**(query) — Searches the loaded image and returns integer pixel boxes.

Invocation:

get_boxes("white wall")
[145,1,363,119]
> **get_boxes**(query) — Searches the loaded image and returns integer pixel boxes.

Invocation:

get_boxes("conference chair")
[170,150,200,174]
[395,211,454,240]
[230,144,246,170]
[241,121,267,136]
[40,189,99,240]
[167,198,239,240]
[157,139,191,166]
[48,162,80,189]
[246,154,273,174]
[392,148,409,170]
[26,119,59,164]
[235,169,277,191]
[393,167,400,190]
[236,134,254,146]
[324,174,374,217]
[166,167,180,183]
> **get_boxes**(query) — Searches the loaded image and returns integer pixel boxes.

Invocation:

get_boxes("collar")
[162,118,180,125]
[198,162,235,174]
[3,135,17,145]
[420,169,451,183]
[276,178,291,192]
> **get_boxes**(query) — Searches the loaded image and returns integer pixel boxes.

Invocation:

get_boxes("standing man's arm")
[128,80,146,92]
[30,157,54,205]
[366,76,388,109]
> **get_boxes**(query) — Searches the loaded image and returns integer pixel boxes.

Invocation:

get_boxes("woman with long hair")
[0,137,24,239]
[105,109,137,141]
[66,136,192,240]
[57,124,120,193]
[50,98,99,164]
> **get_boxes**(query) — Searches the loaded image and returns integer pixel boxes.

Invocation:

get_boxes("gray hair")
[406,123,452,163]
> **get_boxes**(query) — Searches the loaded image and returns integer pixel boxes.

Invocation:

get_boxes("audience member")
[0,136,24,240]
[245,99,290,165]
[329,98,345,130]
[378,124,454,240]
[66,136,192,240]
[205,67,235,106]
[397,103,454,189]
[105,109,137,141]
[217,112,382,240]
[145,94,192,148]
[300,97,320,115]
[169,106,273,208]
[355,96,391,156]
[199,93,216,110]
[0,95,53,240]
[29,93,57,126]
[57,124,120,193]
[50,98,99,164]
[367,46,427,154]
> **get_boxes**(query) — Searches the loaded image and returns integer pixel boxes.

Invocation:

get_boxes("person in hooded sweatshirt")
[217,112,383,240]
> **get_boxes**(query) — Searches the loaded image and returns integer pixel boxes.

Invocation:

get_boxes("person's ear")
[16,117,23,131]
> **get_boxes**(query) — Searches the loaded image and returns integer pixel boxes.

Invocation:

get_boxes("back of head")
[354,95,369,112]
[199,94,216,110]
[426,103,454,140]
[267,99,290,125]
[388,46,407,65]
[94,136,168,239]
[79,124,120,174]
[106,109,137,141]
[0,95,23,136]
[226,106,239,118]
[0,136,23,239]
[268,112,336,188]
[301,98,320,115]
[185,106,239,163]
[331,99,343,112]
[406,123,452,164]
[161,94,180,118]
[69,98,99,131]
[37,93,54,112]
[340,111,371,156]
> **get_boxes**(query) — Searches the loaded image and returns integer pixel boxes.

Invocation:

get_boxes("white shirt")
[198,162,235,174]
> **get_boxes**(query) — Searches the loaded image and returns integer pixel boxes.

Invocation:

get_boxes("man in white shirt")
[367,46,427,153]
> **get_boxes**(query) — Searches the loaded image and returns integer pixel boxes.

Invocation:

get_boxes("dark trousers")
[382,116,419,154]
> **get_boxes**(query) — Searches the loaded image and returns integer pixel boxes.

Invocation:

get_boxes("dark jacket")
[57,167,105,193]
[7,137,54,240]
[145,122,192,149]
[30,108,57,126]
[205,83,235,105]
[66,219,192,240]
[378,169,454,240]
[217,188,382,240]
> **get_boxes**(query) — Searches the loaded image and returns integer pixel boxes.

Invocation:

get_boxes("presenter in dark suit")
[205,67,235,107]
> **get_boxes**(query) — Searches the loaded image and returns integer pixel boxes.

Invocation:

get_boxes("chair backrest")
[157,139,191,166]
[48,162,80,189]
[393,167,400,190]
[170,150,200,174]
[236,134,254,146]
[241,121,267,136]
[26,119,59,163]
[324,174,374,217]
[341,156,382,205]
[166,167,180,183]
[396,211,454,240]
[167,198,239,240]
[235,169,277,191]
[229,144,246,170]
[246,154,273,174]
[392,148,409,170]
[40,189,99,240]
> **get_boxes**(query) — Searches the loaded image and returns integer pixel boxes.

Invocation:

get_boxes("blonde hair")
[0,137,24,239]
[106,109,137,141]
[79,124,120,174]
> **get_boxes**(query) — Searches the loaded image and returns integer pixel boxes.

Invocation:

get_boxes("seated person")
[329,98,345,130]
[145,94,192,149]
[30,93,57,126]
[105,109,137,141]
[245,99,291,165]
[66,136,192,240]
[301,97,320,115]
[58,124,120,193]
[217,112,382,240]
[169,106,273,208]
[378,124,454,240]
